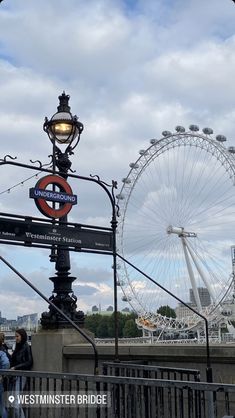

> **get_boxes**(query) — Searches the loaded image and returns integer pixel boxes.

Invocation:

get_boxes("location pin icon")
[8,395,15,403]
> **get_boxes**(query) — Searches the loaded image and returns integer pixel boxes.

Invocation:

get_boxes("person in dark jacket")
[11,329,33,371]
[9,329,33,418]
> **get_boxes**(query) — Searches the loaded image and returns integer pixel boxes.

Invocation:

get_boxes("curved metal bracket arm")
[90,174,113,188]
[0,155,17,163]
[89,174,119,220]
[112,180,120,218]
[46,154,54,167]
[30,159,43,169]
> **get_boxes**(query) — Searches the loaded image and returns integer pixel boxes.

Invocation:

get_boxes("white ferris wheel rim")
[116,128,235,330]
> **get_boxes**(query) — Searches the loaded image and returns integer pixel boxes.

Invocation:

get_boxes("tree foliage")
[84,312,142,338]
[123,319,140,337]
[157,305,176,318]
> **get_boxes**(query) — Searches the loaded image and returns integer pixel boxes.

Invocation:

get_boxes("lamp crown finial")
[57,91,71,113]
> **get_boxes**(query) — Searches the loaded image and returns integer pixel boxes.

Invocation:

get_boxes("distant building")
[0,325,10,331]
[0,313,39,331]
[122,307,130,314]
[87,305,133,316]
[175,303,195,320]
[0,317,7,326]
[176,287,212,320]
[0,319,17,331]
[17,313,38,330]
[190,287,211,307]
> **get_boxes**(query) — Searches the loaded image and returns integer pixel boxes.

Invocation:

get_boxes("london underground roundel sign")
[30,175,77,219]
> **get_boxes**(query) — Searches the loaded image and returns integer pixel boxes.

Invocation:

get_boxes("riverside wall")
[63,343,235,383]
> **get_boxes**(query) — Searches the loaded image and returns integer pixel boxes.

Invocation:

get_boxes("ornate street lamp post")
[41,92,85,328]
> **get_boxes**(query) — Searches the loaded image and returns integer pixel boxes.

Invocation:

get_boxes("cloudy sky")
[0,0,235,320]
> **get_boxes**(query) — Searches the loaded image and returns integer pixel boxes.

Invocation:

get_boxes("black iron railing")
[0,369,234,417]
[103,361,201,382]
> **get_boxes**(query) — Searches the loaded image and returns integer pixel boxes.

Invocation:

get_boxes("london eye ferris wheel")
[116,125,235,333]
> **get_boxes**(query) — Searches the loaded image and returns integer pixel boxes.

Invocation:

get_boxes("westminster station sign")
[0,216,113,252]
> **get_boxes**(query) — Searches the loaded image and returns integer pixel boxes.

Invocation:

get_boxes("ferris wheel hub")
[167,225,197,237]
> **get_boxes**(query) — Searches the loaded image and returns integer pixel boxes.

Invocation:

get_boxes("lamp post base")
[40,308,85,329]
[40,274,85,329]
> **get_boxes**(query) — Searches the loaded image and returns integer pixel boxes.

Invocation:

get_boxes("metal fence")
[103,361,201,382]
[0,369,234,418]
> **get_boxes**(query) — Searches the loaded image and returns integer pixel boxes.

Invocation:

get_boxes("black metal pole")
[116,253,213,383]
[41,141,85,329]
[111,212,119,361]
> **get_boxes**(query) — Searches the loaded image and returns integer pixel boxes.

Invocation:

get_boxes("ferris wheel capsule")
[203,127,213,135]
[116,193,125,200]
[122,295,131,302]
[111,264,121,270]
[117,280,125,286]
[216,135,227,142]
[129,163,139,169]
[162,131,172,137]
[189,124,199,131]
[228,146,235,154]
[175,126,185,133]
[122,177,132,184]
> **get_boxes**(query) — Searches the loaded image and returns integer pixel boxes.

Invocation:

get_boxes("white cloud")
[0,292,47,319]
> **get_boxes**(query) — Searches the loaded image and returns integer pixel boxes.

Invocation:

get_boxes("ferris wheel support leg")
[185,238,217,304]
[157,328,164,341]
[181,237,202,312]
[218,324,221,343]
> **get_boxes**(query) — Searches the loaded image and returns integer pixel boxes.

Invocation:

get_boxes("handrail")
[0,255,99,375]
[0,369,234,392]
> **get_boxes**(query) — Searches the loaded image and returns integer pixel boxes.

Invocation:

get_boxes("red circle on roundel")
[34,175,73,219]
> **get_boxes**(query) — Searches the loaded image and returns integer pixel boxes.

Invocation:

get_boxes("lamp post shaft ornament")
[41,92,85,329]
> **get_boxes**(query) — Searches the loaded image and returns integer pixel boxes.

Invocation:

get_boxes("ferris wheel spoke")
[179,151,212,223]
[125,187,171,225]
[185,169,232,224]
[123,234,168,260]
[188,191,235,228]
[180,150,219,224]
